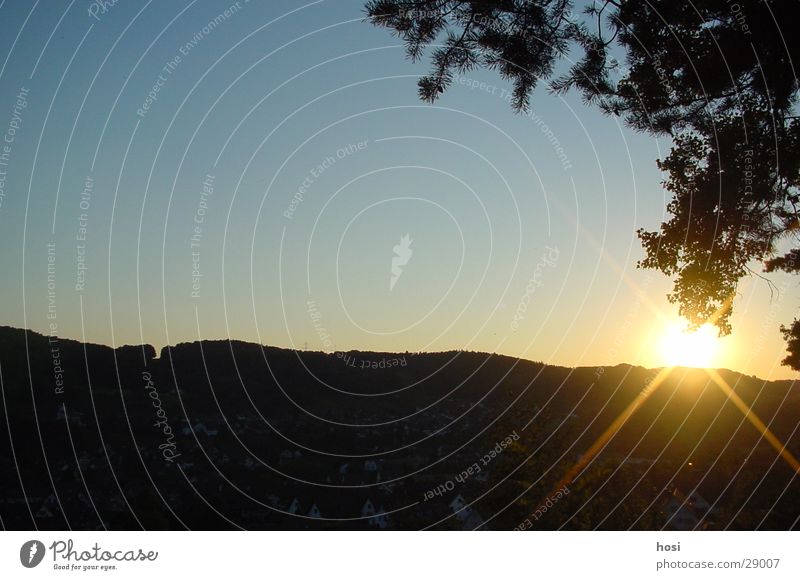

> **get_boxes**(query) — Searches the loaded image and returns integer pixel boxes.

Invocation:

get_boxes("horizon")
[1,323,784,383]
[0,1,796,381]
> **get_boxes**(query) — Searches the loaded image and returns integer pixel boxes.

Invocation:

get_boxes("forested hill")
[1,325,798,530]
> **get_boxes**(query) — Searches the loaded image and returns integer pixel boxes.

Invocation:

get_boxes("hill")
[0,325,798,530]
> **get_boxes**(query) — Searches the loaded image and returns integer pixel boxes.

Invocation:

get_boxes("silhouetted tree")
[365,0,800,368]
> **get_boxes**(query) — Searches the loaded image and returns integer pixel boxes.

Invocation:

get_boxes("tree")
[365,0,800,368]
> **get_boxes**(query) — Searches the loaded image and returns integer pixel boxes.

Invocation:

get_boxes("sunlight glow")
[659,322,720,368]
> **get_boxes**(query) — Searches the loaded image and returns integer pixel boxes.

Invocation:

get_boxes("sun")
[659,321,720,368]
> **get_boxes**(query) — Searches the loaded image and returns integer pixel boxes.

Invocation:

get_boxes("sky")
[0,0,796,380]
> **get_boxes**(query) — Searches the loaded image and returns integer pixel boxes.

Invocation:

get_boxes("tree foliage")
[365,0,800,368]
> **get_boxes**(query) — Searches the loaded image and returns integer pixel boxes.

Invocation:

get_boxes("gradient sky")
[0,0,796,380]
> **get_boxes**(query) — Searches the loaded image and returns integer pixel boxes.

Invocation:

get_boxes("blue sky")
[0,0,795,379]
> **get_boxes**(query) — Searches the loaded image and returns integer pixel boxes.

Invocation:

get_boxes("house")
[35,495,57,520]
[338,461,381,485]
[361,499,376,517]
[664,487,704,530]
[56,407,86,426]
[182,422,218,436]
[288,498,300,514]
[370,506,389,529]
[665,497,699,529]
[35,505,54,519]
[449,495,485,529]
[687,490,711,512]
[194,423,218,436]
